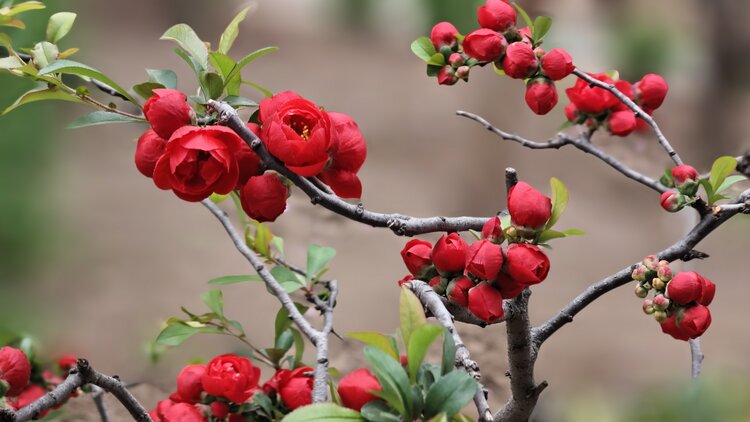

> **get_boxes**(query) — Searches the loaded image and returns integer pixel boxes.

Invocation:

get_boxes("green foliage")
[411,36,437,63]
[37,59,138,104]
[399,288,427,350]
[3,86,83,114]
[511,2,533,29]
[218,6,250,54]
[307,243,336,283]
[160,23,208,70]
[45,11,75,43]
[207,274,262,285]
[348,332,400,361]
[546,177,568,229]
[406,324,443,382]
[284,403,365,422]
[701,156,746,205]
[532,16,552,43]
[146,68,177,89]
[66,111,142,128]
[423,371,478,419]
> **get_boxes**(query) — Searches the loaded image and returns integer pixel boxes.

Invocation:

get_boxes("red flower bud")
[0,347,30,396]
[635,74,668,110]
[175,364,206,404]
[400,239,433,277]
[240,173,289,223]
[505,244,550,286]
[201,354,260,404]
[642,255,658,270]
[338,368,382,411]
[667,272,704,305]
[495,271,525,300]
[541,48,574,81]
[210,402,229,420]
[430,22,459,50]
[652,294,670,311]
[468,282,504,323]
[465,240,504,281]
[671,165,699,186]
[431,233,468,273]
[447,276,476,307]
[525,78,558,115]
[508,181,552,229]
[437,66,458,86]
[631,265,648,282]
[477,0,516,32]
[57,354,77,372]
[502,42,538,79]
[565,73,619,114]
[678,305,712,339]
[134,129,167,178]
[607,110,637,137]
[143,89,193,140]
[463,28,507,62]
[8,385,48,418]
[278,367,314,410]
[162,402,206,422]
[481,216,504,243]
[564,103,579,123]
[659,190,685,213]
[699,276,716,306]
[455,65,471,81]
[448,53,464,67]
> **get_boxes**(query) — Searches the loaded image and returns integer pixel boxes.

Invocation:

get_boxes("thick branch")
[407,280,493,422]
[207,100,489,236]
[689,338,704,378]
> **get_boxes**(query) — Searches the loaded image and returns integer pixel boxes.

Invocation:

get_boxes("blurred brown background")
[2,0,750,420]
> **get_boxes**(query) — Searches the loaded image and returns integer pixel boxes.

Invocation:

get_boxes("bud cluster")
[659,164,701,213]
[398,180,554,323]
[426,0,574,115]
[633,256,715,341]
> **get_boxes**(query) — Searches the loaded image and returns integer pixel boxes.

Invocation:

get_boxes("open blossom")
[318,111,367,199]
[143,89,193,140]
[201,354,260,404]
[565,73,618,114]
[477,0,516,32]
[338,368,382,411]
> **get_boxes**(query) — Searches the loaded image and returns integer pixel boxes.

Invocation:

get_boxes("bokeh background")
[2,0,750,420]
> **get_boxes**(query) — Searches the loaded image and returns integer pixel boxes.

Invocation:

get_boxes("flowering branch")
[407,280,494,422]
[0,359,150,422]
[571,68,682,166]
[689,338,704,378]
[207,100,489,236]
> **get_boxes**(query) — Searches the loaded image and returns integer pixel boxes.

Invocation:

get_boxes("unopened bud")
[652,278,665,291]
[533,47,546,58]
[632,265,648,282]
[657,265,672,282]
[642,299,655,315]
[653,310,668,322]
[660,190,687,213]
[448,53,464,67]
[429,276,448,295]
[635,285,649,298]
[455,65,470,81]
[643,255,659,271]
[653,294,670,311]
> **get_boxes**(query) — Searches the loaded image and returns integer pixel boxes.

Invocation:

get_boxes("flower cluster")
[135,89,367,222]
[565,73,668,137]
[398,181,553,323]
[633,256,715,340]
[149,354,381,420]
[659,164,700,212]
[425,0,574,115]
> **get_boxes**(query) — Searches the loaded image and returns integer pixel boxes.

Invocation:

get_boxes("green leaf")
[284,403,365,422]
[441,327,456,375]
[364,346,413,419]
[30,41,57,68]
[200,71,223,100]
[699,179,715,202]
[271,235,285,257]
[290,327,305,366]
[427,53,445,67]
[492,62,506,76]
[241,80,273,98]
[424,371,478,419]
[4,1,44,16]
[146,69,178,89]
[347,332,399,361]
[38,60,139,105]
[225,46,279,82]
[660,168,674,188]
[46,12,76,43]
[407,324,443,382]
[275,328,294,351]
[561,228,585,236]
[512,3,533,29]
[532,16,552,43]
[155,322,222,346]
[3,86,84,115]
[411,36,437,63]
[66,111,143,129]
[132,82,164,100]
[604,69,620,81]
[307,244,336,281]
[201,289,224,318]
[536,229,566,243]
[709,156,738,193]
[360,401,402,421]
[271,266,306,293]
[160,23,208,70]
[428,414,449,422]
[224,95,257,108]
[716,175,746,194]
[254,223,273,257]
[399,287,426,350]
[546,177,569,229]
[0,55,24,69]
[208,274,262,285]
[274,306,293,342]
[426,64,442,77]
[219,6,250,54]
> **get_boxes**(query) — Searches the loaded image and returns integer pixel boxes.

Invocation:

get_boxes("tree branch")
[91,386,110,422]
[207,100,489,236]
[689,337,704,378]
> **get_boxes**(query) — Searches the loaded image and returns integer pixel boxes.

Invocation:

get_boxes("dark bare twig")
[91,386,110,422]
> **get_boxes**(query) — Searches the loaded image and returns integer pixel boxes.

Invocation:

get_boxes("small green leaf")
[424,371,478,419]
[224,95,257,108]
[271,266,306,293]
[427,53,445,67]
[532,16,552,43]
[347,332,400,361]
[0,55,24,69]
[38,60,138,105]
[709,156,738,193]
[160,23,208,70]
[208,274,262,285]
[66,111,143,129]
[30,41,57,68]
[604,69,620,81]
[716,175,746,194]
[5,1,44,16]
[284,403,365,422]
[546,177,569,229]
[492,62,506,76]
[660,168,675,188]
[46,12,76,43]
[407,324,443,382]
[399,287,426,350]
[3,86,84,115]
[511,3,533,30]
[200,71,224,100]
[364,346,413,419]
[290,327,305,366]
[360,401,402,421]
[254,223,273,257]
[219,6,250,54]
[241,80,273,98]
[201,289,224,318]
[155,322,222,346]
[146,69,178,89]
[441,327,456,375]
[271,235,285,257]
[411,36,437,63]
[561,228,585,236]
[132,82,164,100]
[307,244,336,281]
[275,328,294,351]
[274,306,292,342]
[225,46,279,82]
[427,413,449,422]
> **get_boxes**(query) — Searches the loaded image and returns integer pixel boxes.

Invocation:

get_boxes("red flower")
[239,173,289,223]
[57,354,77,372]
[9,385,47,417]
[667,272,709,305]
[201,354,260,404]
[481,216,504,243]
[448,276,475,307]
[430,22,459,50]
[400,239,433,277]
[338,368,382,411]
[635,74,668,110]
[0,346,30,396]
[278,367,314,410]
[502,42,538,79]
[525,78,558,115]
[318,112,367,199]
[463,28,507,62]
[541,48,574,81]
[152,126,243,202]
[236,123,263,188]
[437,66,458,86]
[431,233,468,273]
[135,129,167,178]
[175,364,206,404]
[505,244,550,286]
[608,110,637,137]
[660,190,684,212]
[261,369,289,396]
[679,305,712,338]
[699,276,716,306]
[143,89,193,140]
[162,402,206,422]
[210,402,229,420]
[495,272,526,300]
[507,181,552,229]
[468,282,504,323]
[259,91,337,176]
[477,0,516,32]
[671,165,699,186]
[564,103,579,122]
[659,315,690,341]
[465,240,504,281]
[565,73,618,114]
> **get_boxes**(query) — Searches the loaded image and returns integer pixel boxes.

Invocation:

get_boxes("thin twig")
[91,386,111,422]
[689,337,704,378]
